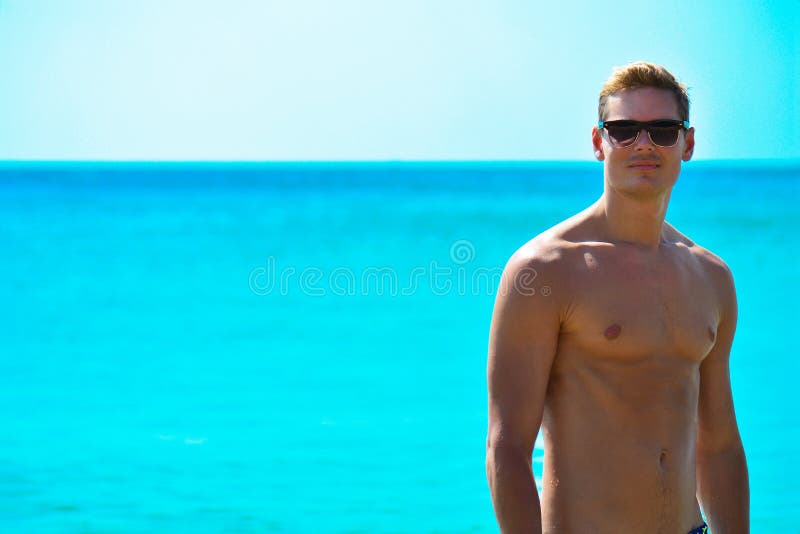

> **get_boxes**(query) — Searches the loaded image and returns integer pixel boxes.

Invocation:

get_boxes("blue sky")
[1,0,797,161]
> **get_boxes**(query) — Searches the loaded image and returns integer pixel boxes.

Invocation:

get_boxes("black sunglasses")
[598,119,690,148]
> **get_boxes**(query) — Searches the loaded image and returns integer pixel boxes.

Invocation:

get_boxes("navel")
[583,252,598,270]
[604,323,622,340]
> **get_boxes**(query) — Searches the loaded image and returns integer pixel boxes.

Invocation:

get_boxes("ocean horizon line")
[1,158,799,170]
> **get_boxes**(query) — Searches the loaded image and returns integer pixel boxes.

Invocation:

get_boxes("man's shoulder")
[506,210,600,276]
[500,219,590,299]
[508,208,602,264]
[692,246,736,305]
[664,223,736,298]
[690,245,733,280]
[497,233,572,309]
[665,224,732,278]
[505,225,580,272]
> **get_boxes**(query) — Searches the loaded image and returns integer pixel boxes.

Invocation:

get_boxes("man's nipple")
[604,323,622,340]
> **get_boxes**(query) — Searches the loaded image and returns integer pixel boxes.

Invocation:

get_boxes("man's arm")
[486,249,561,534]
[696,263,749,533]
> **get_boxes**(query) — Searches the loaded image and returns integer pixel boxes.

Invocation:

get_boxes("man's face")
[592,87,694,197]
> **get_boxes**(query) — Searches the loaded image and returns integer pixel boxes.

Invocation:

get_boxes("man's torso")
[529,219,722,532]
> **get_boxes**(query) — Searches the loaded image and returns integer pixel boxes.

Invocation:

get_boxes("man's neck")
[593,187,672,250]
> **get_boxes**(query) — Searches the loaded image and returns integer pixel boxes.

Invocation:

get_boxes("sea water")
[1,161,798,533]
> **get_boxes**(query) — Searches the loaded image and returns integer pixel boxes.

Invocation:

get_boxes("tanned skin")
[486,87,749,533]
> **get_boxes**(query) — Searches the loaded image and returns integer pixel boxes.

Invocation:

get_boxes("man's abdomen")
[539,351,704,532]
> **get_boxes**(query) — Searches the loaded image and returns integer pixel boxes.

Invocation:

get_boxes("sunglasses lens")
[604,120,684,147]
[647,122,681,146]
[605,122,640,146]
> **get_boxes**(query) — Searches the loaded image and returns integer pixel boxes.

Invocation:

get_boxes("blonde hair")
[598,62,689,121]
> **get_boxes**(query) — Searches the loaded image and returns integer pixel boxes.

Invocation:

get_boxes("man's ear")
[682,126,695,161]
[592,126,605,161]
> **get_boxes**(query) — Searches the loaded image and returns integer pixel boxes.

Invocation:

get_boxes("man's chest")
[558,247,719,364]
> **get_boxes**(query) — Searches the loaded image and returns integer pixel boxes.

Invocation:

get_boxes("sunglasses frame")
[598,119,690,148]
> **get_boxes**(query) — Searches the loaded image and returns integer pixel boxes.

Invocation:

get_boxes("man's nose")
[634,128,655,150]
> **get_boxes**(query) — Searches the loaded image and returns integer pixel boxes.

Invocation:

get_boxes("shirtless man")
[485,62,749,533]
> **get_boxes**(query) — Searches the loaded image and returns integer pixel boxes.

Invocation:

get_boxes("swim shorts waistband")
[687,523,709,534]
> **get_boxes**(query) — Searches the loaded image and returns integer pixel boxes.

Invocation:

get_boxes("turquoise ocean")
[1,161,798,533]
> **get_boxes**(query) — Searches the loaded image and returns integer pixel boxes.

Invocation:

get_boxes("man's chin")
[612,175,674,196]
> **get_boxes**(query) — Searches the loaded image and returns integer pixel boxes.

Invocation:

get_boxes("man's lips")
[629,161,659,169]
